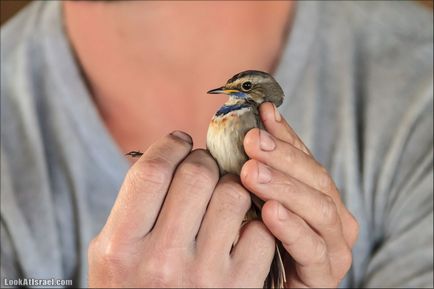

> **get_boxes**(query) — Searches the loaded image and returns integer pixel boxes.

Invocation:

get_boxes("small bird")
[206,70,286,289]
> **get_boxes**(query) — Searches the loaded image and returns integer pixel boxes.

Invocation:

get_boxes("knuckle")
[319,195,338,226]
[100,241,125,266]
[178,151,218,184]
[346,214,360,246]
[143,252,174,286]
[217,178,251,213]
[281,177,298,196]
[281,219,305,248]
[294,140,307,154]
[190,264,217,288]
[353,216,360,232]
[317,166,334,193]
[312,238,328,265]
[127,157,171,188]
[91,235,129,270]
[243,221,276,262]
[350,214,360,236]
[341,247,353,273]
[246,221,275,248]
[88,236,100,262]
[332,247,353,281]
[191,149,219,172]
[284,145,297,164]
[178,160,216,185]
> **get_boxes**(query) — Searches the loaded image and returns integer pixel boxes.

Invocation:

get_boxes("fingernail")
[259,130,276,151]
[170,130,192,144]
[277,203,290,221]
[257,162,272,184]
[273,103,281,122]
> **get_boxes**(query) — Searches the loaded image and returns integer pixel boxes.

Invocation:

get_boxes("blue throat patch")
[215,103,251,117]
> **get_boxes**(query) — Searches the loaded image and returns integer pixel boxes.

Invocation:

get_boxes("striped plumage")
[206,70,285,289]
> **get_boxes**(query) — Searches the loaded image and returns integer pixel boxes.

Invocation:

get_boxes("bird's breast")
[207,107,258,175]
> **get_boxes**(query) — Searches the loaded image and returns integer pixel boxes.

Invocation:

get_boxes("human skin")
[88,132,276,287]
[64,1,359,287]
[242,103,359,287]
[63,1,294,150]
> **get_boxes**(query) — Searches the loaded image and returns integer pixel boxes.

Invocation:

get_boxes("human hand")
[241,103,359,288]
[88,131,275,288]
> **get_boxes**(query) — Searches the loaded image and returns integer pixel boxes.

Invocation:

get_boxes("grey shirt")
[1,1,433,288]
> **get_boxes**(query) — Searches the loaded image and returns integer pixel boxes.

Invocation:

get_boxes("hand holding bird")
[123,70,358,288]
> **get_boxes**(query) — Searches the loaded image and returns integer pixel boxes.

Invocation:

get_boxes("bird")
[206,70,286,289]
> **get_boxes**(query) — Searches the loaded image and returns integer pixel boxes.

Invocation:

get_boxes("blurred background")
[1,0,433,27]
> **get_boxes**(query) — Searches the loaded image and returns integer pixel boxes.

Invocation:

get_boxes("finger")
[257,105,359,247]
[196,174,251,259]
[151,149,219,247]
[231,221,275,287]
[241,160,352,254]
[103,131,193,240]
[261,200,337,288]
[244,128,344,211]
[259,102,311,155]
[243,128,359,246]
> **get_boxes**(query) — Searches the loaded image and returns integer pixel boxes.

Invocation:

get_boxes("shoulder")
[1,1,58,118]
[1,1,64,137]
[1,2,50,161]
[1,1,53,64]
[1,1,63,194]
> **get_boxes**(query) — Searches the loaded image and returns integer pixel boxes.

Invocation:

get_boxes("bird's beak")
[207,87,240,95]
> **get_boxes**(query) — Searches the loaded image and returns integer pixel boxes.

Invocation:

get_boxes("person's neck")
[63,1,294,151]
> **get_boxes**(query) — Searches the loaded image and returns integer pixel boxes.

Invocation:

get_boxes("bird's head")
[207,70,284,107]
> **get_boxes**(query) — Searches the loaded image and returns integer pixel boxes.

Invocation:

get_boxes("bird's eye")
[241,81,252,91]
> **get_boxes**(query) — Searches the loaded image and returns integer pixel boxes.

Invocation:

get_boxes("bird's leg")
[125,151,143,158]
